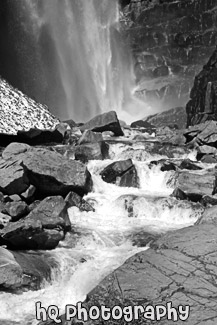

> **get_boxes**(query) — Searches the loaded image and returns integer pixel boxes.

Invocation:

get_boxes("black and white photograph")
[0,0,216,324]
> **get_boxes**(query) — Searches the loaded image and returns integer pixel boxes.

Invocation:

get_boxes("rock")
[201,195,217,207]
[14,124,66,145]
[78,130,103,145]
[65,191,95,212]
[201,154,217,164]
[20,185,36,202]
[19,147,92,196]
[130,120,155,129]
[80,111,124,136]
[0,192,4,202]
[75,142,109,163]
[171,187,187,201]
[0,212,11,229]
[198,145,217,155]
[2,142,30,161]
[28,200,41,212]
[144,107,187,130]
[1,196,70,249]
[0,247,57,291]
[149,159,177,172]
[27,196,71,231]
[175,171,216,199]
[179,159,202,170]
[100,159,139,188]
[0,160,29,195]
[82,224,217,325]
[9,195,22,202]
[5,201,28,221]
[197,206,217,225]
[62,119,77,128]
[186,47,217,126]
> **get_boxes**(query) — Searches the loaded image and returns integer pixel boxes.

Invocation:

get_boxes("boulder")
[0,212,11,229]
[149,159,177,172]
[0,159,29,195]
[17,147,92,196]
[179,159,202,171]
[2,142,30,161]
[175,171,216,199]
[100,159,139,188]
[65,191,95,212]
[20,185,36,202]
[1,196,71,249]
[80,111,124,136]
[74,142,109,163]
[0,247,57,291]
[197,206,217,225]
[81,224,217,325]
[78,130,103,145]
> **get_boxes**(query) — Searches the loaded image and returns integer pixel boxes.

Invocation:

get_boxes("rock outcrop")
[186,47,217,126]
[144,107,187,129]
[122,0,217,111]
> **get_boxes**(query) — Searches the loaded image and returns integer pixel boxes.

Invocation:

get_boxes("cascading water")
[9,0,146,122]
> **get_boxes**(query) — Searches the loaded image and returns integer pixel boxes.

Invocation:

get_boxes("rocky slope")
[0,78,59,134]
[121,0,217,111]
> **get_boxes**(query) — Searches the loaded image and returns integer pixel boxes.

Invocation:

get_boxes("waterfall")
[9,0,145,122]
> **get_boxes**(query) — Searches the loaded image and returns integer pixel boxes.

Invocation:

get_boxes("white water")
[0,148,204,325]
[19,0,147,123]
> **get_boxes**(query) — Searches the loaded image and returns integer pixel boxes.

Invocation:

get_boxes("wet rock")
[171,187,187,201]
[0,247,57,291]
[201,195,217,207]
[179,159,202,170]
[197,205,217,225]
[83,224,217,325]
[1,196,71,249]
[78,130,103,145]
[149,159,177,172]
[175,170,216,198]
[65,191,95,212]
[5,201,28,221]
[74,142,109,163]
[19,147,92,196]
[80,111,124,136]
[100,159,139,188]
[0,159,29,195]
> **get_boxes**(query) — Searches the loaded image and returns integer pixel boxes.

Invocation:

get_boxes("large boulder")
[81,224,217,325]
[0,196,71,249]
[100,159,139,188]
[175,170,216,200]
[0,247,57,291]
[186,47,217,127]
[80,111,124,136]
[3,146,93,197]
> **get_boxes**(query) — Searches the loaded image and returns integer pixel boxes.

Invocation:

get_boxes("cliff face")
[186,47,217,127]
[122,0,217,111]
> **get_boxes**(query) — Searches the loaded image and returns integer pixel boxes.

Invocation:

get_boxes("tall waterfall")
[10,0,144,122]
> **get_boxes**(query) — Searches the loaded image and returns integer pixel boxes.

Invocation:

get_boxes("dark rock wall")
[122,0,217,111]
[186,47,217,127]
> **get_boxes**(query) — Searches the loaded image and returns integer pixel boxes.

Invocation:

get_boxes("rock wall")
[186,47,217,127]
[122,0,217,111]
